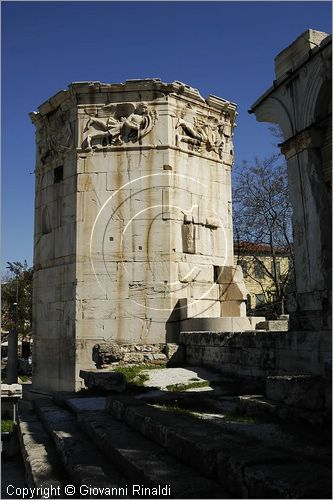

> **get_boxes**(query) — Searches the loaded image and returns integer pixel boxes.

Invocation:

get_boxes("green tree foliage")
[1,261,33,335]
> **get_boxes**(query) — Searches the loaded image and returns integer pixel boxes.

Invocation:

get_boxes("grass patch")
[113,363,166,386]
[154,404,256,424]
[1,420,14,433]
[132,372,150,386]
[166,380,210,392]
[152,404,199,418]
[1,372,31,384]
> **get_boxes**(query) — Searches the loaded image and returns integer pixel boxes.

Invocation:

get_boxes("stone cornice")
[30,79,237,123]
[280,123,326,158]
[249,33,331,115]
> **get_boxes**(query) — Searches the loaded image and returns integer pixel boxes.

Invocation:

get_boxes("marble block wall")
[31,79,247,391]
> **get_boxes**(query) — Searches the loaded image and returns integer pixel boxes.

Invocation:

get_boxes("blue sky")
[2,1,332,273]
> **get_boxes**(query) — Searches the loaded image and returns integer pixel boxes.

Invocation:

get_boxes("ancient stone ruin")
[30,79,254,392]
[250,29,332,333]
[16,30,331,500]
[181,30,331,383]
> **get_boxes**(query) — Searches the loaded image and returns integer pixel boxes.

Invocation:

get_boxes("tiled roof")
[234,240,291,255]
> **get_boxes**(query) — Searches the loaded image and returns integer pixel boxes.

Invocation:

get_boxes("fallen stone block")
[92,342,122,367]
[1,384,22,398]
[79,370,126,392]
[265,375,325,409]
[92,342,170,368]
[256,320,288,331]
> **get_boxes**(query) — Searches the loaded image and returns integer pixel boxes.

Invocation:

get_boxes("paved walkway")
[142,366,223,389]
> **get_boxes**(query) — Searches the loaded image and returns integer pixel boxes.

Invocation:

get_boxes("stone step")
[265,375,326,410]
[107,396,245,480]
[77,410,228,499]
[79,370,126,392]
[34,399,129,498]
[17,409,66,497]
[106,396,331,498]
[237,394,330,426]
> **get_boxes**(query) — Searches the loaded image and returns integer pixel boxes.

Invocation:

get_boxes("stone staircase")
[17,397,226,499]
[17,385,331,499]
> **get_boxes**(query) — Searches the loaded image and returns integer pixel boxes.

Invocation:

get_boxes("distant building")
[234,241,291,313]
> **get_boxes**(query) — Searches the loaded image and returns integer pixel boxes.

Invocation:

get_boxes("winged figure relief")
[47,111,72,152]
[37,110,73,165]
[82,102,155,150]
[176,115,225,158]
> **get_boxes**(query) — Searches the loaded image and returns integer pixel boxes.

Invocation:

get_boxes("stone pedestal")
[31,79,248,391]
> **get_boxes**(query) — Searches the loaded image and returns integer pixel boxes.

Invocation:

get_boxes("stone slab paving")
[34,400,129,495]
[17,409,65,493]
[140,366,224,389]
[106,396,332,498]
[66,397,106,414]
[15,381,331,500]
[15,370,331,499]
[78,410,228,499]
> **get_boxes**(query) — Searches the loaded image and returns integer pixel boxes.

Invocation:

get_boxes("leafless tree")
[233,153,295,317]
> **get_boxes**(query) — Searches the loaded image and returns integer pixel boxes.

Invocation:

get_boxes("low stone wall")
[92,342,183,368]
[180,330,332,378]
[179,316,265,333]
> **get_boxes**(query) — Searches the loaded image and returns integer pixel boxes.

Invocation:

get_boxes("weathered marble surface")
[180,329,332,378]
[31,79,247,391]
[1,384,22,397]
[265,375,325,410]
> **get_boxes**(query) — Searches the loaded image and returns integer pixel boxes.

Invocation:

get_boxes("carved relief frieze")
[175,110,232,159]
[37,109,73,166]
[81,102,156,151]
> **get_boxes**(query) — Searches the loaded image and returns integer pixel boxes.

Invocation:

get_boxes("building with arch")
[250,29,331,332]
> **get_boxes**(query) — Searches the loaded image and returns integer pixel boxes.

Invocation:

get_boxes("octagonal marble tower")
[31,79,247,391]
